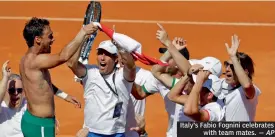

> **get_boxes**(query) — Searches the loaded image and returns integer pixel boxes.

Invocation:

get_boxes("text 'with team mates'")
[178,122,275,137]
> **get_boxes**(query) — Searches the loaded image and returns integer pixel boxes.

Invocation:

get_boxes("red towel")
[94,22,169,66]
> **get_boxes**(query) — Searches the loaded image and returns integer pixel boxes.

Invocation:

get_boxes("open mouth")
[11,96,19,101]
[10,97,20,105]
[224,72,232,78]
[100,62,107,68]
[50,41,54,46]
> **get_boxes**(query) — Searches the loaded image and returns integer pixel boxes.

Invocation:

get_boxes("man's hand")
[2,60,11,78]
[65,95,81,108]
[172,37,187,50]
[82,23,98,36]
[188,64,204,76]
[130,114,146,135]
[225,34,240,57]
[0,60,11,104]
[156,23,171,46]
[196,70,211,83]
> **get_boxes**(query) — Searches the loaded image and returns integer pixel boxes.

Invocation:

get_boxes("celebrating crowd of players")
[0,12,261,137]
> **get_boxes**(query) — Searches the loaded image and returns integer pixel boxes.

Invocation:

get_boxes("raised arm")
[31,23,98,70]
[167,37,191,75]
[152,23,179,88]
[184,70,210,122]
[167,74,190,105]
[151,51,174,88]
[66,36,88,78]
[117,46,136,82]
[0,61,11,104]
[225,34,255,99]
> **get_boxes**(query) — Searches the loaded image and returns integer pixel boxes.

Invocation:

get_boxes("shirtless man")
[19,17,97,137]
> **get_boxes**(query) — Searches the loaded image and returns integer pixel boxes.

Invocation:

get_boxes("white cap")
[199,57,222,77]
[189,56,222,77]
[194,74,223,99]
[189,57,223,98]
[189,59,200,65]
[96,40,118,55]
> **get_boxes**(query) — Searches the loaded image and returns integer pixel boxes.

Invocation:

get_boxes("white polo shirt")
[201,102,225,121]
[0,99,27,137]
[142,76,177,137]
[221,79,261,121]
[172,88,194,137]
[125,95,140,137]
[130,67,148,116]
[171,77,225,137]
[170,78,193,137]
[82,65,134,135]
[125,67,148,137]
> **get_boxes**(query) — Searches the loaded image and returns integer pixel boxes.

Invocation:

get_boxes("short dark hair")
[203,87,218,102]
[212,95,218,102]
[159,47,190,60]
[23,17,50,48]
[237,52,255,80]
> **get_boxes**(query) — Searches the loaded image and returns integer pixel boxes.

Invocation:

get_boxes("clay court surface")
[0,1,274,137]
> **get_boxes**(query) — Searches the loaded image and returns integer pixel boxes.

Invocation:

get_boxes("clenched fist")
[82,23,98,35]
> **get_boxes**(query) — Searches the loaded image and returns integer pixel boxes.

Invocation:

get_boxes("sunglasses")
[224,61,234,71]
[8,88,23,94]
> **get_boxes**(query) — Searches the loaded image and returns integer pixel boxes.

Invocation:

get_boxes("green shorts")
[21,110,55,137]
